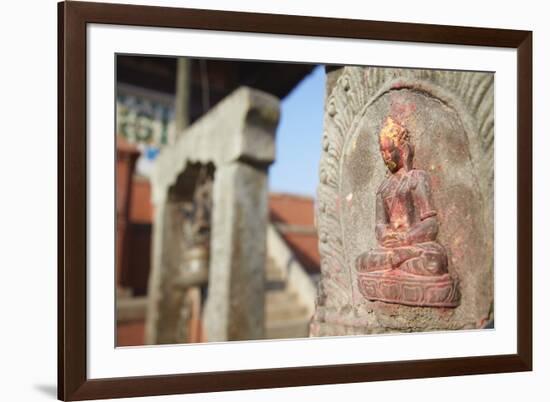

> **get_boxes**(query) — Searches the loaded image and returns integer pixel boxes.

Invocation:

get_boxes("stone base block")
[357,270,460,307]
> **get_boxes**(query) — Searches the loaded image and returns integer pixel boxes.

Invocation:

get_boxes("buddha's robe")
[356,169,448,276]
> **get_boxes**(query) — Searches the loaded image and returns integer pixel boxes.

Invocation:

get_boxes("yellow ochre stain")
[379,116,408,146]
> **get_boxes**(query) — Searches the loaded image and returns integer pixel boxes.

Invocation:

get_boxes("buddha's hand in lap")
[381,231,409,248]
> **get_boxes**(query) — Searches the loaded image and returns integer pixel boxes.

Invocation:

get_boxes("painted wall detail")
[116,83,176,147]
[355,117,459,307]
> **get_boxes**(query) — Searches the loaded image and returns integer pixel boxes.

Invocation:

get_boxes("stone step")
[265,292,309,321]
[265,256,285,282]
[265,280,286,291]
[265,317,311,340]
[266,304,309,321]
[266,289,299,305]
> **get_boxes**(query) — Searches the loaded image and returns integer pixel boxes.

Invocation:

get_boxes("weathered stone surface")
[145,87,279,344]
[203,162,268,341]
[145,199,188,344]
[311,67,494,336]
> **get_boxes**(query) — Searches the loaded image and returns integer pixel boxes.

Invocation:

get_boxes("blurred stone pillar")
[203,162,268,341]
[145,195,186,344]
[146,87,279,344]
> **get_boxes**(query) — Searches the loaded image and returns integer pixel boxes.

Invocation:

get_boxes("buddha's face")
[378,117,409,173]
[379,136,402,173]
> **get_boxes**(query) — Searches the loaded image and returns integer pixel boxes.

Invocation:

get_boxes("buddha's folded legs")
[356,246,420,272]
[399,243,448,276]
[355,249,392,272]
[356,242,447,275]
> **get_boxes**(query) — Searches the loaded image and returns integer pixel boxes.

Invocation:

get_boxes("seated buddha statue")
[355,116,459,307]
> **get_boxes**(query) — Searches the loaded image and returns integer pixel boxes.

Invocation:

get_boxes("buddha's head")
[378,116,414,173]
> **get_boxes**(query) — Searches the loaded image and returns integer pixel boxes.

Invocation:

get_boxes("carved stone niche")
[311,67,494,336]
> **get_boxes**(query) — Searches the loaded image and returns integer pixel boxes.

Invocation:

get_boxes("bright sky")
[268,65,325,199]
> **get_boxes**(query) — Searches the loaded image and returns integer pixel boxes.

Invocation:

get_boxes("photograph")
[2,0,545,401]
[115,55,494,346]
[56,2,533,399]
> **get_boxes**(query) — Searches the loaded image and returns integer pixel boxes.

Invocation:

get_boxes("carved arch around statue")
[312,66,494,336]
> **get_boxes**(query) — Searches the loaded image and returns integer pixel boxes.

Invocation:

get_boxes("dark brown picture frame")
[58,1,532,400]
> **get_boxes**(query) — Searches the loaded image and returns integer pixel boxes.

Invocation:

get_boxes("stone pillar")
[311,66,494,336]
[145,196,186,344]
[146,87,279,344]
[204,162,268,341]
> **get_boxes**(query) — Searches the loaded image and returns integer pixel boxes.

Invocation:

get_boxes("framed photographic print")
[58,1,532,400]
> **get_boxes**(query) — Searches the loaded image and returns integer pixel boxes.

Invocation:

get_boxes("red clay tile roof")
[269,193,316,226]
[278,231,320,274]
[269,193,320,274]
